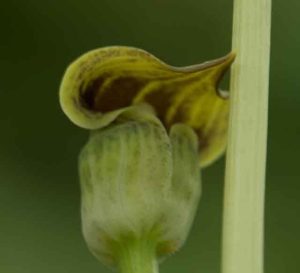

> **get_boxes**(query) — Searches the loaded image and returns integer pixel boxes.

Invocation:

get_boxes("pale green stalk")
[222,1,272,273]
[117,239,158,273]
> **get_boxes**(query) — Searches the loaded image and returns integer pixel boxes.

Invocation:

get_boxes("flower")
[59,46,235,271]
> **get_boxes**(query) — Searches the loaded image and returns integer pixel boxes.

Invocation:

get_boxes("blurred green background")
[0,0,299,272]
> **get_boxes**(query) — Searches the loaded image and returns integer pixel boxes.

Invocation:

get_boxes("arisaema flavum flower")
[59,46,235,273]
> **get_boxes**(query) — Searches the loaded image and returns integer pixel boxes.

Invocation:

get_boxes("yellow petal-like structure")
[60,46,235,167]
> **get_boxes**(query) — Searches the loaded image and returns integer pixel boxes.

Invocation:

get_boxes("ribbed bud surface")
[79,117,201,266]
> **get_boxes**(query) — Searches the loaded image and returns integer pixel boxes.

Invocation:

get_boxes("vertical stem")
[117,238,158,273]
[222,1,272,273]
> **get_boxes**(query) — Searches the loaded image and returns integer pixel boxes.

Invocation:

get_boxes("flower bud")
[79,114,201,267]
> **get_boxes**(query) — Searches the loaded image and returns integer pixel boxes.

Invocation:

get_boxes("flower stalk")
[116,238,158,273]
[222,1,272,273]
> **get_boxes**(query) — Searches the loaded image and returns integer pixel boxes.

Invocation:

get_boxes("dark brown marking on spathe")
[195,128,209,153]
[142,87,173,125]
[79,77,106,111]
[93,76,147,112]
[142,78,199,126]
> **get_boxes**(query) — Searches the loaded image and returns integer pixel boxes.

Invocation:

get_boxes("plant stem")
[222,1,272,273]
[117,238,158,273]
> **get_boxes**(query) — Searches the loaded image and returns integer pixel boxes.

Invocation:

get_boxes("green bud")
[79,114,201,269]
